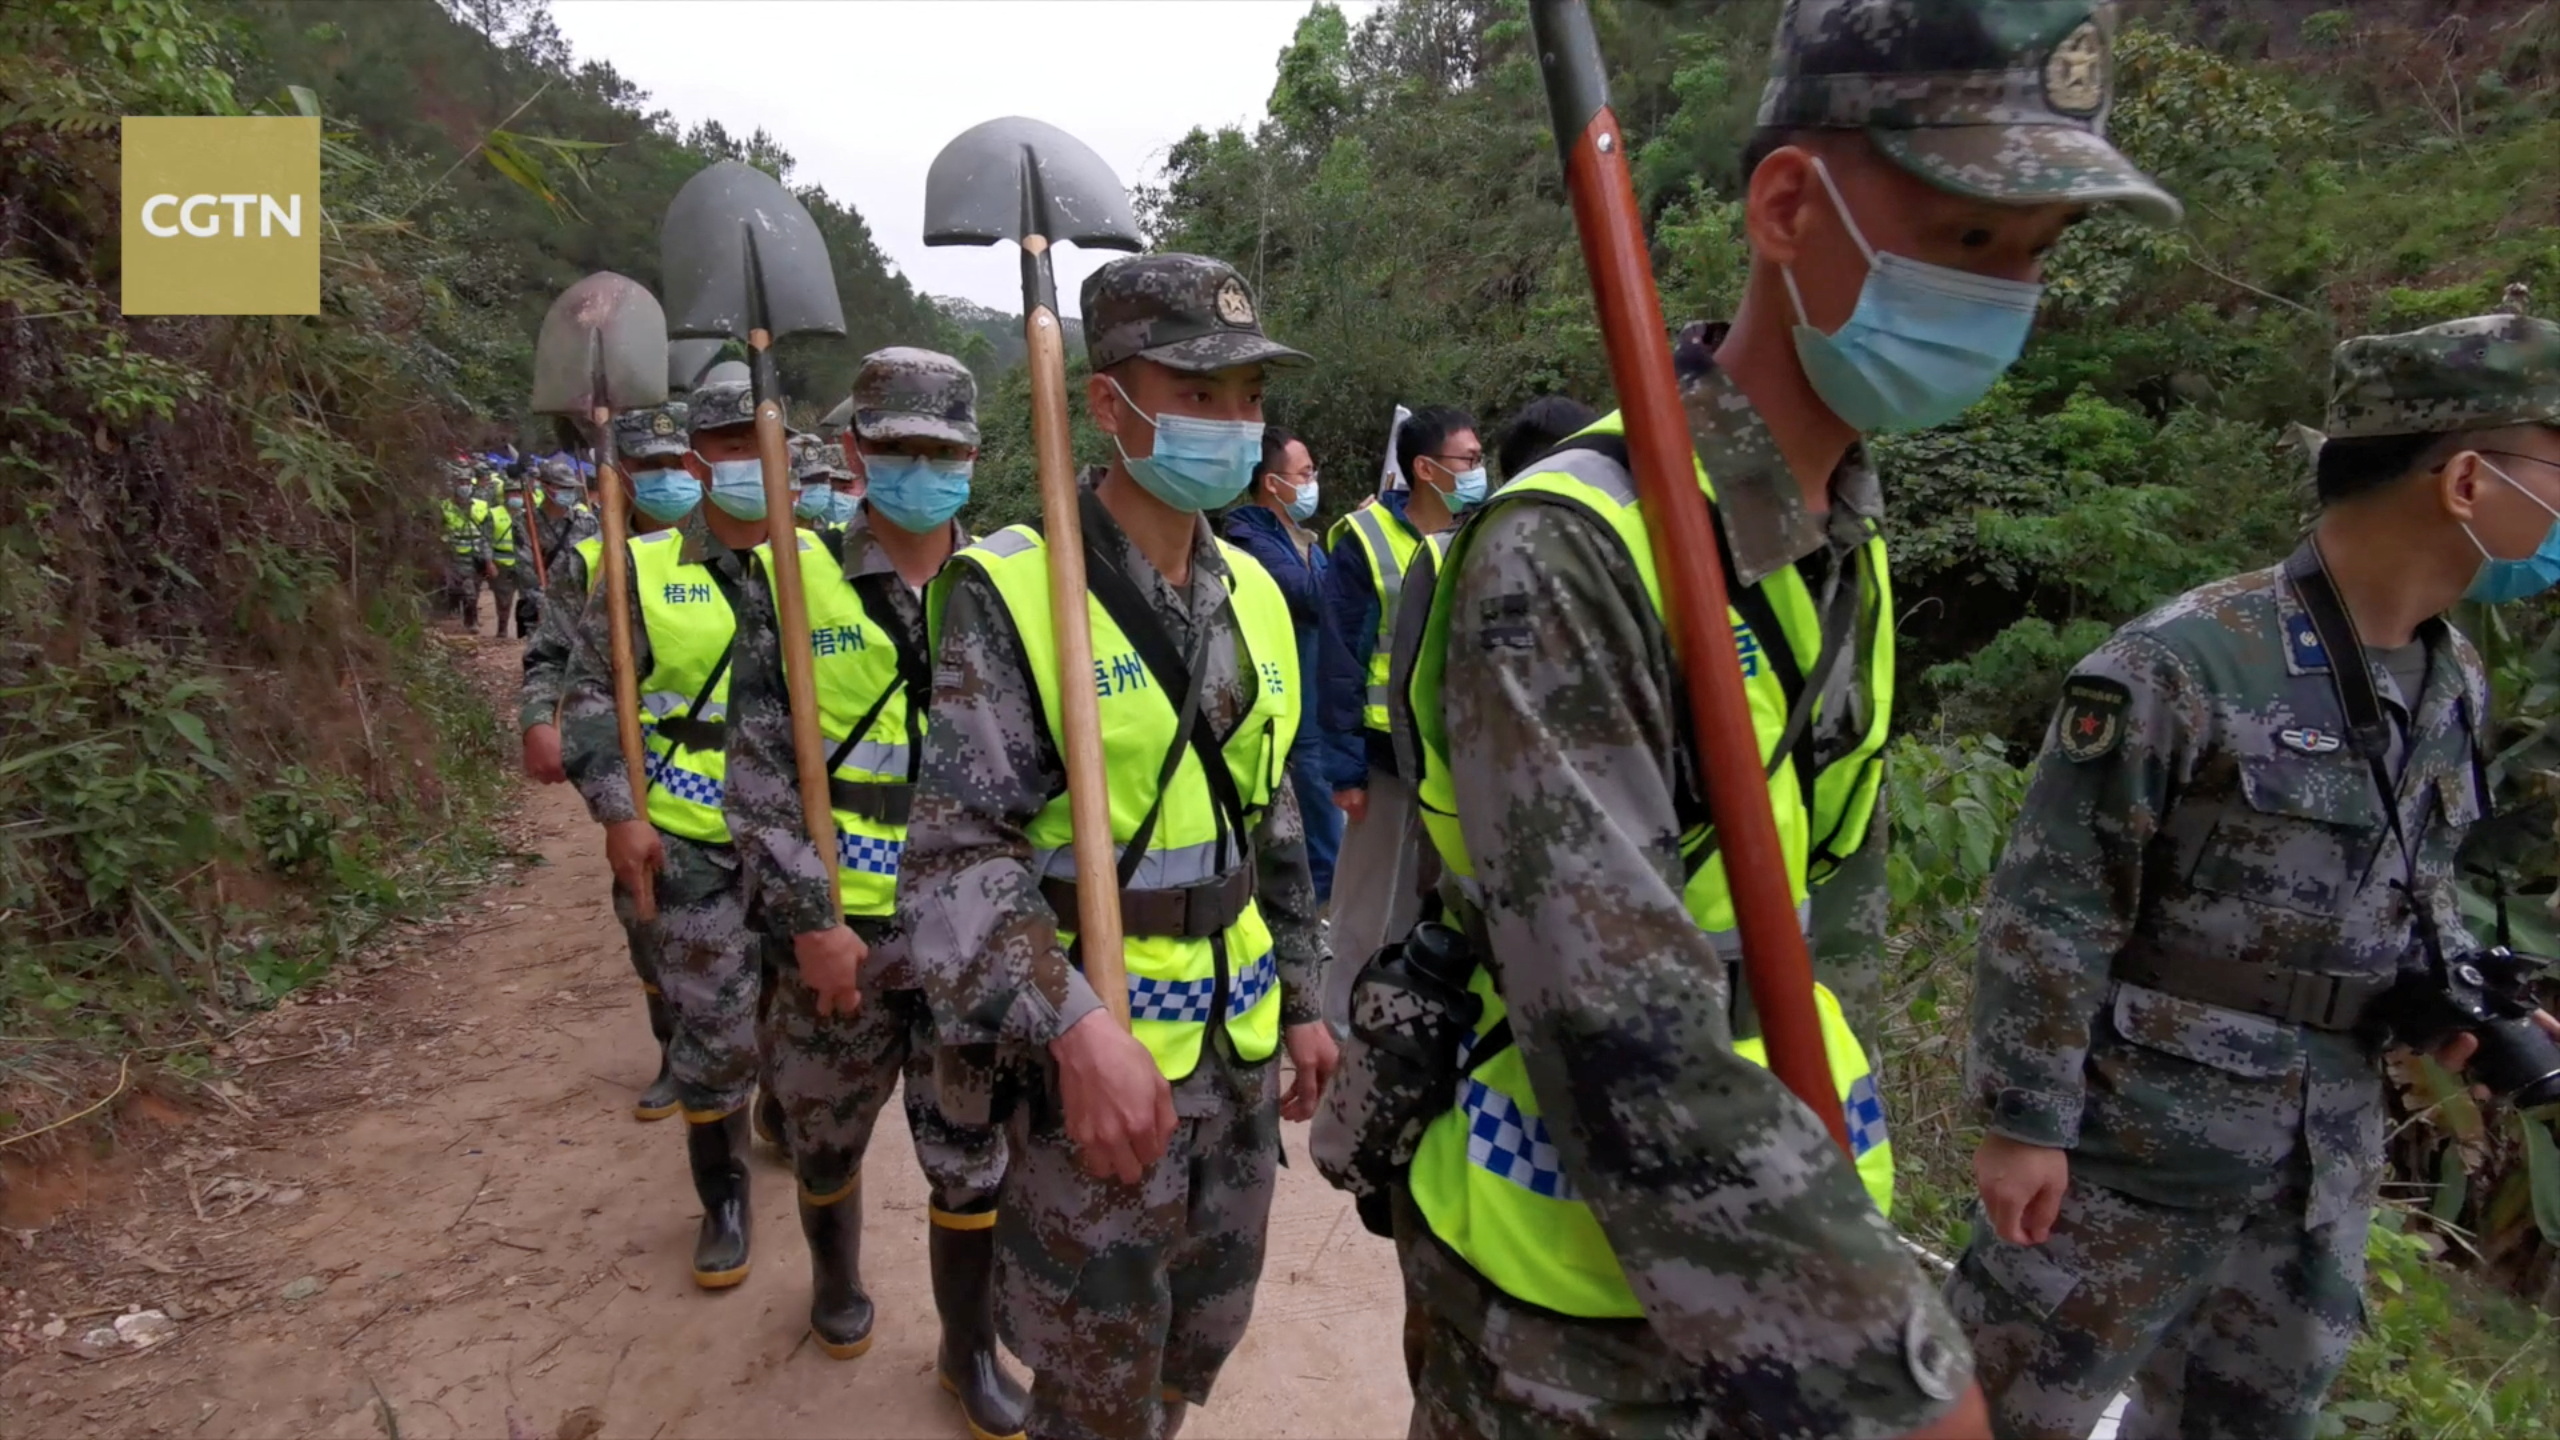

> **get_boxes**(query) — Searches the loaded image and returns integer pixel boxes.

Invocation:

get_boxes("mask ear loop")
[1780,154,1877,331]
[2458,457,2560,564]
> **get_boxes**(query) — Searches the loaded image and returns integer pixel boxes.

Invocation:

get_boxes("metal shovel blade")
[530,272,669,415]
[668,337,724,392]
[923,116,1143,251]
[817,395,854,435]
[661,159,846,343]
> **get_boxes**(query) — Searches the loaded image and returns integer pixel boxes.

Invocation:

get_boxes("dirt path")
[0,631,1412,1439]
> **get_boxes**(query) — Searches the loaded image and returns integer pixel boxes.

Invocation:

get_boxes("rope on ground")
[0,1053,132,1150]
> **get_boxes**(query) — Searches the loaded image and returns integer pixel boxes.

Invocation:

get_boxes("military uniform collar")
[2272,541,2463,725]
[676,506,746,573]
[842,503,970,585]
[1681,347,1882,589]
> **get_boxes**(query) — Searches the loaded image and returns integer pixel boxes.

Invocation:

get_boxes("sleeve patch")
[2055,675,2131,763]
[1477,593,1534,652]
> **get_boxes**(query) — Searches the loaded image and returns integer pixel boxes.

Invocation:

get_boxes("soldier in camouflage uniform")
[725,347,1027,1437]
[900,256,1337,1440]
[1950,309,2560,1438]
[789,431,859,531]
[440,462,496,630]
[1336,4,2180,1437]
[560,378,774,1285]
[522,406,683,1119]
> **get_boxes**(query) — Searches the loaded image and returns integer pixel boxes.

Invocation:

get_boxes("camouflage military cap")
[1081,254,1310,374]
[2325,312,2560,442]
[687,379,756,434]
[537,457,574,485]
[850,346,980,445]
[612,402,692,459]
[1757,0,2180,227]
[790,431,852,483]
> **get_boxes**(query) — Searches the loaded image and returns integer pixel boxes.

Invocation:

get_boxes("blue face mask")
[1786,157,2044,434]
[1286,478,1319,523]
[552,487,583,509]
[865,454,973,533]
[1426,459,1488,513]
[794,485,832,522]
[1107,376,1263,512]
[630,467,701,523]
[2463,459,2560,603]
[702,455,767,520]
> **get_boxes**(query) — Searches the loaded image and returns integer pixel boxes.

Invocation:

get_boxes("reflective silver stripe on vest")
[1032,837,1243,890]
[1699,900,1815,962]
[1351,506,1408,611]
[975,529,1039,560]
[828,737,910,778]
[1526,445,1638,504]
[641,693,728,724]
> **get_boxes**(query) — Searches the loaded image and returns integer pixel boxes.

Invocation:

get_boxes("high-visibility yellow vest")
[572,533,604,591]
[931,524,1300,1081]
[442,499,483,559]
[1328,503,1448,733]
[628,529,736,845]
[491,505,517,564]
[755,529,916,918]
[1404,410,1896,1318]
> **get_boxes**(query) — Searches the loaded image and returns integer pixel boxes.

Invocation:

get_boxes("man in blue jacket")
[1318,405,1477,1023]
[1222,426,1344,901]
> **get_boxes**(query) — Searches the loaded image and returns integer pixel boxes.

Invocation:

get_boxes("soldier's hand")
[794,924,868,1018]
[1333,787,1368,824]
[521,723,567,785]
[603,819,665,917]
[1051,1009,1175,1185]
[1279,1020,1339,1122]
[1974,1133,2069,1246]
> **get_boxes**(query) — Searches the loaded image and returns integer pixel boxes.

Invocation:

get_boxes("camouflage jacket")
[518,536,594,732]
[534,505,600,575]
[1967,544,2486,1226]
[725,507,964,986]
[1422,365,1963,1435]
[559,508,750,831]
[899,470,1326,1062]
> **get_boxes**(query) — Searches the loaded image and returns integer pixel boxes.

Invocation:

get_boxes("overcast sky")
[549,0,1375,319]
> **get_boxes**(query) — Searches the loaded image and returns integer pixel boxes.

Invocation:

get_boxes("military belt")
[827,778,914,826]
[653,715,727,751]
[2113,952,2392,1032]
[1042,867,1254,942]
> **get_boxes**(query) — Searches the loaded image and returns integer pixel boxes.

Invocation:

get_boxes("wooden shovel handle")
[1023,256,1129,1027]
[748,330,842,891]
[522,474,549,589]
[593,405,657,921]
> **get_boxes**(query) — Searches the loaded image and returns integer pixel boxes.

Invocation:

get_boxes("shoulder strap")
[2284,544,2432,937]
[1077,491,1253,880]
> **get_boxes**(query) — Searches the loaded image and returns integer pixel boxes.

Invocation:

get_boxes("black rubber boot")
[685,1108,752,1288]
[753,1085,790,1159]
[931,1217,1027,1440]
[634,988,679,1121]
[800,1179,875,1358]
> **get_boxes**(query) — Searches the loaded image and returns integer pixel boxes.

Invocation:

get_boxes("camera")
[2377,946,2560,1109]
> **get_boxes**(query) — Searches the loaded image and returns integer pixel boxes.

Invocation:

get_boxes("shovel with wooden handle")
[661,160,849,902]
[669,337,724,395]
[1527,0,1846,1151]
[532,270,670,918]
[924,117,1145,1027]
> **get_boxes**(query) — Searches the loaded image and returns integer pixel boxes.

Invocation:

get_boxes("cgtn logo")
[120,116,320,316]
[137,192,305,239]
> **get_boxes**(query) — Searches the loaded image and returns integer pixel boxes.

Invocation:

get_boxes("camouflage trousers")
[1947,1180,2366,1440]
[488,571,521,638]
[608,876,664,991]
[997,1044,1280,1440]
[756,926,1005,1209]
[1392,1189,1716,1440]
[650,833,762,1117]
[442,561,481,627]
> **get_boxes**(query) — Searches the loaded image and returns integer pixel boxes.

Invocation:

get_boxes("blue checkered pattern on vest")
[1459,1076,1578,1201]
[1125,947,1278,1025]
[644,749,724,808]
[1845,1071,1888,1158]
[837,831,902,877]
